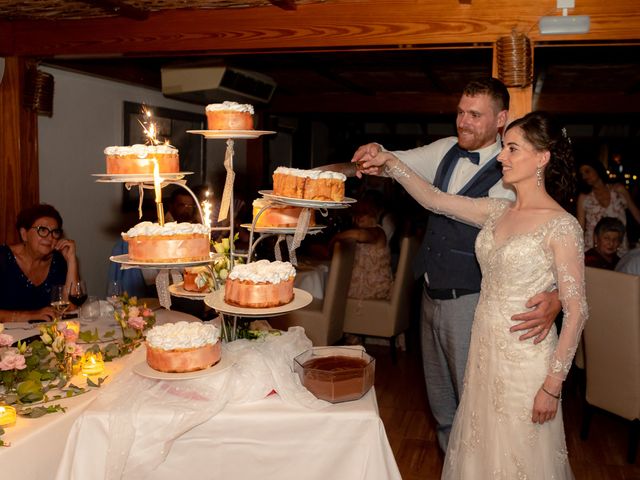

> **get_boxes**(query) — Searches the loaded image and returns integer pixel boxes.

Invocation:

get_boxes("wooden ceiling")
[1,0,640,116]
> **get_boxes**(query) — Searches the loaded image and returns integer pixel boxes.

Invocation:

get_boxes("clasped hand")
[351,143,396,178]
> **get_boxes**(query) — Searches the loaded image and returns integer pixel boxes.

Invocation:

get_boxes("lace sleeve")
[384,159,496,227]
[547,216,588,381]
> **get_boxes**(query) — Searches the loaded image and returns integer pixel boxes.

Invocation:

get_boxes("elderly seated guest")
[0,204,79,323]
[584,216,625,270]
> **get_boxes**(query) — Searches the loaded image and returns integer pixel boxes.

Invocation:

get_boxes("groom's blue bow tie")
[453,144,480,165]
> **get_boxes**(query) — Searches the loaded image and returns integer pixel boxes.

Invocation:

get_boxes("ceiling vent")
[161,66,276,105]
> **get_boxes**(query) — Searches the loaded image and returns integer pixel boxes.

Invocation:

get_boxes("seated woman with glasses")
[0,203,79,323]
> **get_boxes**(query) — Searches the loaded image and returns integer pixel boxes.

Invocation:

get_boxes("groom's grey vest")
[412,144,503,291]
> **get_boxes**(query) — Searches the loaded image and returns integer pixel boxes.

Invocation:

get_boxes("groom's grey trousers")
[420,285,479,452]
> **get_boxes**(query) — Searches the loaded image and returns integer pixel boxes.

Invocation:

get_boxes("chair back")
[388,235,419,333]
[343,235,418,338]
[583,267,640,421]
[321,240,356,343]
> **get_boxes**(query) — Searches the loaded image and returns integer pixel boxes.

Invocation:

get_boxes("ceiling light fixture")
[539,0,590,35]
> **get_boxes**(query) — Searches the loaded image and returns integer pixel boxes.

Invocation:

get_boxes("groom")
[351,78,561,451]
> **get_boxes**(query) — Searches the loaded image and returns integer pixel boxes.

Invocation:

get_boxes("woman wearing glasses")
[0,203,79,323]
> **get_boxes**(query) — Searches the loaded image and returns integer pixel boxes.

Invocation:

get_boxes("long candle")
[0,405,17,427]
[152,157,165,226]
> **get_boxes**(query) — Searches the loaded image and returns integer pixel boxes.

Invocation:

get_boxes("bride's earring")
[536,166,543,188]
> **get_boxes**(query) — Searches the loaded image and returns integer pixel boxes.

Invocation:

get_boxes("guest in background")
[0,204,79,322]
[584,216,625,270]
[165,188,198,224]
[615,246,640,276]
[329,194,393,300]
[576,159,640,253]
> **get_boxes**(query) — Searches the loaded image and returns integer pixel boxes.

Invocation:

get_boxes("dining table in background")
[294,259,330,300]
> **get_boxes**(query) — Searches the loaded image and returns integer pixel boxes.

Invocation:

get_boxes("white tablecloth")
[57,377,398,480]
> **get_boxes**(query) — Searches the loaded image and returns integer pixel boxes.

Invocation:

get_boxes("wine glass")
[106,280,122,309]
[50,284,70,322]
[69,280,88,309]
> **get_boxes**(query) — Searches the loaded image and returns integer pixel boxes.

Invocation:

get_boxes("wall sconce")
[539,0,590,34]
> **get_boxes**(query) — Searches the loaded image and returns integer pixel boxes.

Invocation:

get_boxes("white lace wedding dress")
[441,199,586,479]
[384,164,587,479]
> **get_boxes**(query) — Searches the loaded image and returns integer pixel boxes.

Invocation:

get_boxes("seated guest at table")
[0,204,79,323]
[329,195,393,300]
[615,246,640,275]
[584,216,625,270]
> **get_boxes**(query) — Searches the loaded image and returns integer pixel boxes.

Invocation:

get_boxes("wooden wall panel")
[1,0,639,58]
[0,57,39,245]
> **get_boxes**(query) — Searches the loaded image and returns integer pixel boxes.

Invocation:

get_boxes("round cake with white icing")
[104,144,179,175]
[146,321,221,373]
[224,260,296,308]
[123,221,211,263]
[205,101,254,130]
[272,167,346,202]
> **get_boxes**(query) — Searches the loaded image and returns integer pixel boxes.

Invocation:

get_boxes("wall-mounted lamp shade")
[539,15,590,34]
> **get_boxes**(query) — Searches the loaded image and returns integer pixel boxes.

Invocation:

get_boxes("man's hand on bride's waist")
[510,290,561,344]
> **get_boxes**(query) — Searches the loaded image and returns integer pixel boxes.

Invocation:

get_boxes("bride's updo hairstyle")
[505,111,576,208]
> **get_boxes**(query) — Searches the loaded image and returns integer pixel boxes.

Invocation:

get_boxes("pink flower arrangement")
[0,333,13,348]
[127,315,145,330]
[114,294,156,346]
[0,349,27,371]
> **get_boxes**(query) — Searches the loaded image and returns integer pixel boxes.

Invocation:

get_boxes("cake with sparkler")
[123,221,210,263]
[224,260,295,308]
[205,101,254,130]
[272,167,346,202]
[104,144,179,175]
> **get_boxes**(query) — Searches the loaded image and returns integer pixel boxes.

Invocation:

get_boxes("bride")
[357,111,586,478]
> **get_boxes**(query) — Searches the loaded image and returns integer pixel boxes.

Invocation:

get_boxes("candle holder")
[0,405,17,428]
[81,352,105,376]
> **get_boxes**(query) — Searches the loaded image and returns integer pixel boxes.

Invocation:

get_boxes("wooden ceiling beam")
[1,0,639,57]
[267,0,297,10]
[77,0,150,20]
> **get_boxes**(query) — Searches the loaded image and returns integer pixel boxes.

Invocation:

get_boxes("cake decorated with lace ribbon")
[272,167,346,202]
[146,321,221,373]
[205,101,254,130]
[104,144,179,175]
[224,260,296,308]
[123,221,210,263]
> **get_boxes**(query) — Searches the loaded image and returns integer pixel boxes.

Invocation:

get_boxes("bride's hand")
[532,384,561,424]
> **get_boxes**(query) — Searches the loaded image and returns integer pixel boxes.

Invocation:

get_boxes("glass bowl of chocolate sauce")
[294,346,375,403]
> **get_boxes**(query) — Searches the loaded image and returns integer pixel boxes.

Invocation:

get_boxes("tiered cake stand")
[99,126,356,341]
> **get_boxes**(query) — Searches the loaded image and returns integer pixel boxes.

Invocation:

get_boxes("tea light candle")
[0,405,17,427]
[81,352,104,376]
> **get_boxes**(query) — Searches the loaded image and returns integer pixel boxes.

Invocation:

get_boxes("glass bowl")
[294,346,375,403]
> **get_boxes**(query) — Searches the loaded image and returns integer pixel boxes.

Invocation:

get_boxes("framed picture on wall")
[121,101,207,214]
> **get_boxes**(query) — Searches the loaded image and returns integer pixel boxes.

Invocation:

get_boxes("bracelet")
[541,386,561,400]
